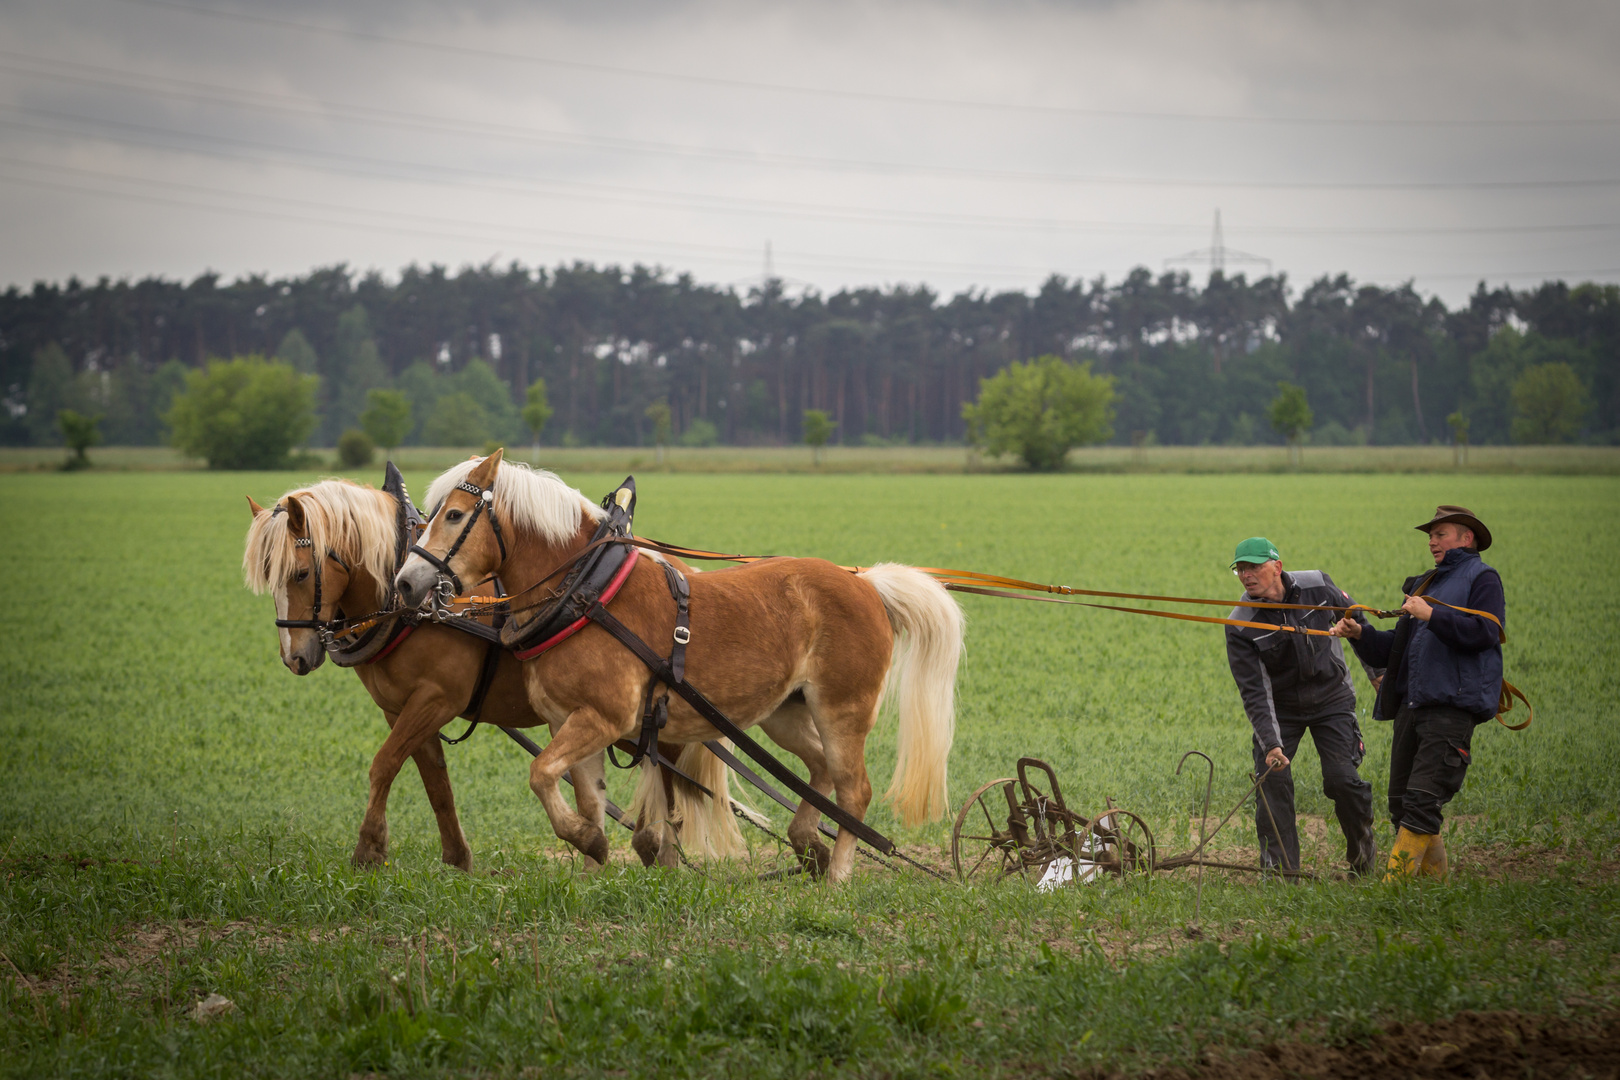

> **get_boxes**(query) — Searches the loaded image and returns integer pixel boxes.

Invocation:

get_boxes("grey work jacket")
[1225,570,1381,751]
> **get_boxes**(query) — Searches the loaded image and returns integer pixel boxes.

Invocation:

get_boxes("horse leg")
[762,700,836,878]
[630,761,679,868]
[806,692,880,885]
[566,750,610,870]
[410,736,473,872]
[529,708,621,866]
[354,701,451,867]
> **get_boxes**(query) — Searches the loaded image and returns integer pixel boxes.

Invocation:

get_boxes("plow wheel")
[1077,809,1157,881]
[951,778,1023,882]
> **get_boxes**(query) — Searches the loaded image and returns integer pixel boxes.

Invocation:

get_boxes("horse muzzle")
[394,556,441,609]
[283,638,325,676]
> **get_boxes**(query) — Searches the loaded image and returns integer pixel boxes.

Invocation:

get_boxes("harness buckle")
[673,626,691,645]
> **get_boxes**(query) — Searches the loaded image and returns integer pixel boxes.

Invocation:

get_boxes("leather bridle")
[410,479,508,600]
[271,510,352,648]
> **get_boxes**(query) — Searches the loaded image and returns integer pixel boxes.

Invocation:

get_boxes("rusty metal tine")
[1177,750,1215,924]
[1252,771,1296,874]
[1180,763,1276,864]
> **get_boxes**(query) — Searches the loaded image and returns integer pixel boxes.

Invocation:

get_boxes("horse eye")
[446,509,464,523]
[296,569,310,583]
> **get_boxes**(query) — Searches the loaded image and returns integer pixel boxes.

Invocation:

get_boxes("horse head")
[244,480,399,675]
[395,449,508,610]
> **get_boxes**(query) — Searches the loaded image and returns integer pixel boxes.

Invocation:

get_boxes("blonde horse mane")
[242,479,399,608]
[423,456,602,545]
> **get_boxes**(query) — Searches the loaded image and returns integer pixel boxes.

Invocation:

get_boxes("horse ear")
[283,495,307,532]
[247,496,267,518]
[468,448,503,489]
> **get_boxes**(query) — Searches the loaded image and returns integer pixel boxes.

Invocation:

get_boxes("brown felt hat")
[1415,504,1491,552]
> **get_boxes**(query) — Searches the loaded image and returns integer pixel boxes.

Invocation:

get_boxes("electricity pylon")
[1164,210,1272,275]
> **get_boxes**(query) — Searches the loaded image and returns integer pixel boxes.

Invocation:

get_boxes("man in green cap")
[1330,506,1505,881]
[1225,537,1380,875]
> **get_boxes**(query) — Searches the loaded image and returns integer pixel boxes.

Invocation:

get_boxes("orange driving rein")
[605,539,1532,731]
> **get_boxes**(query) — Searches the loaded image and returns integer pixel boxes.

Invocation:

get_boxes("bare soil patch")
[1081,1010,1620,1079]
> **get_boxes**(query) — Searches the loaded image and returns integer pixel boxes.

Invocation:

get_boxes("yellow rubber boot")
[1419,834,1449,880]
[1383,827,1431,881]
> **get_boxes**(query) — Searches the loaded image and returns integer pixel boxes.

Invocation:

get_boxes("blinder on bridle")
[409,478,508,608]
[270,505,352,646]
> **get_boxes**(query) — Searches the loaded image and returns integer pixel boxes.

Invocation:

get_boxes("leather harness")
[410,473,905,858]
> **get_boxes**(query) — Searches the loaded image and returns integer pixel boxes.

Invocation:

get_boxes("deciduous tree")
[1268,382,1313,467]
[165,357,317,469]
[645,399,671,463]
[523,377,554,453]
[56,408,102,469]
[801,409,835,464]
[961,355,1114,471]
[360,389,411,452]
[1511,362,1589,444]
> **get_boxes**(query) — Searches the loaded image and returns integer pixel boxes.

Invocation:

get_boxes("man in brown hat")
[1330,505,1505,881]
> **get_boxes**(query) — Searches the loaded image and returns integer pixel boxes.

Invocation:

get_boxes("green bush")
[962,355,1115,470]
[164,357,317,469]
[678,417,720,447]
[337,428,375,468]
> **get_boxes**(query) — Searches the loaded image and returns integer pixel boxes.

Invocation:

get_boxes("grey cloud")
[0,0,1615,300]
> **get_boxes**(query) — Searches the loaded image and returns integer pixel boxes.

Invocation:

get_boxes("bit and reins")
[269,504,352,648]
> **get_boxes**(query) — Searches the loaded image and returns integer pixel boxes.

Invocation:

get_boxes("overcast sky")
[1,0,1617,304]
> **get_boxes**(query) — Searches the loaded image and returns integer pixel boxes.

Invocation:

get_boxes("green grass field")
[2,470,1617,1077]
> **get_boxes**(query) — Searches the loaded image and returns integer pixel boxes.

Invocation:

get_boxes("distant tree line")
[2,262,1615,449]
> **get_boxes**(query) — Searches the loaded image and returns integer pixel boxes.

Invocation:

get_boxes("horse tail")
[859,563,965,826]
[667,741,755,859]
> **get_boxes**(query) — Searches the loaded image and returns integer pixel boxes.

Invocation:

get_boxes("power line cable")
[6,105,1611,240]
[99,0,1620,129]
[4,155,1615,290]
[6,161,1614,290]
[9,53,1620,224]
[0,159,1084,280]
[5,99,1617,193]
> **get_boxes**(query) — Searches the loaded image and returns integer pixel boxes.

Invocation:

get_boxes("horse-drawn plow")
[247,457,1423,885]
[951,752,1309,891]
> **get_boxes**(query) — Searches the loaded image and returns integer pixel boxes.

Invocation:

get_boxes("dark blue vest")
[1404,550,1503,717]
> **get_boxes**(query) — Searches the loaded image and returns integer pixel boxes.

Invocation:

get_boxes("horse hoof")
[352,843,387,868]
[580,855,605,875]
[581,829,610,867]
[631,828,661,867]
[797,841,831,879]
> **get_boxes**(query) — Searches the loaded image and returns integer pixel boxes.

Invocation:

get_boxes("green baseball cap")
[1230,537,1280,569]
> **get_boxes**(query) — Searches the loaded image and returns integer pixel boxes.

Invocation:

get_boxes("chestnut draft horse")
[395,451,965,883]
[242,478,746,872]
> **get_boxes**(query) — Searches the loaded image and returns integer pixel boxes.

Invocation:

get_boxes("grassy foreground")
[1,470,1617,1076]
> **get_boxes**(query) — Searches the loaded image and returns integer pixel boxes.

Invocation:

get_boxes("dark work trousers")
[1250,711,1376,873]
[1388,704,1481,835]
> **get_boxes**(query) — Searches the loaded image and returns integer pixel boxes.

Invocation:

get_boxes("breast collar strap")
[505,477,639,656]
[324,470,431,666]
[410,480,506,596]
[512,547,640,660]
